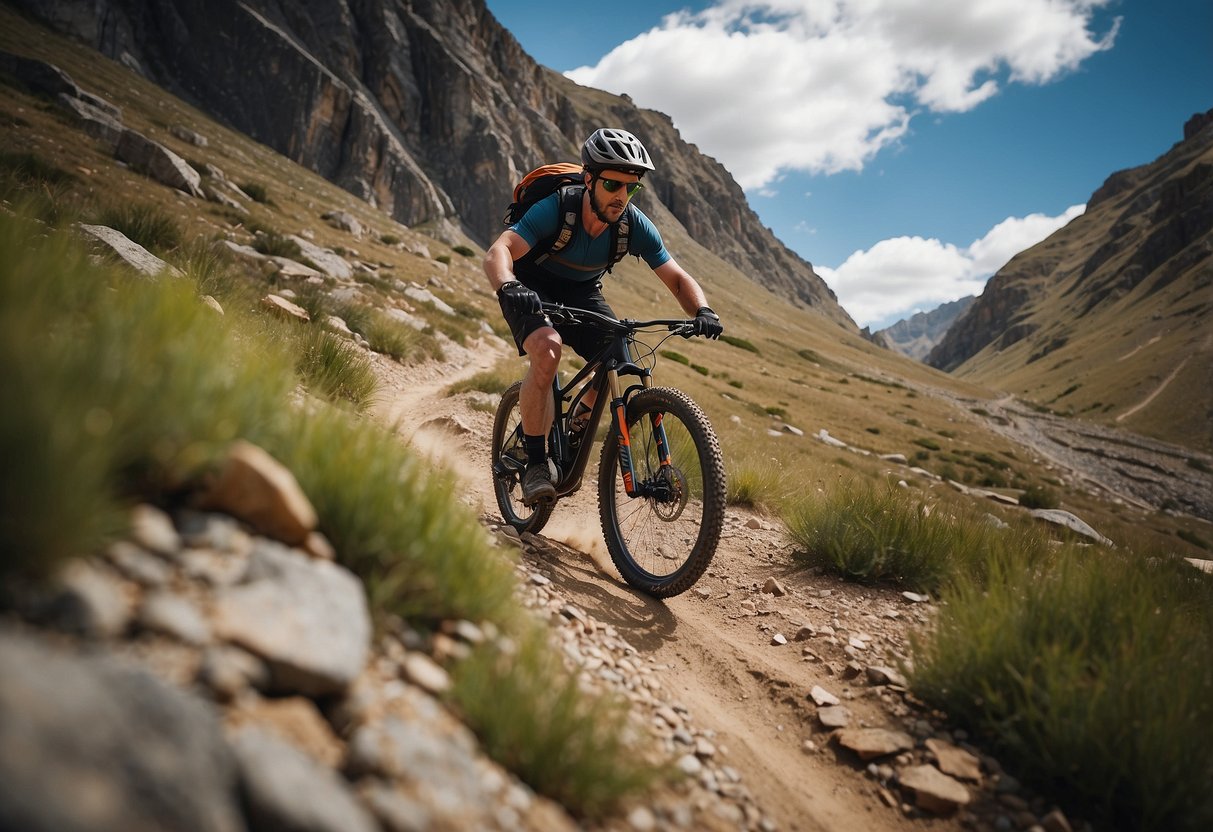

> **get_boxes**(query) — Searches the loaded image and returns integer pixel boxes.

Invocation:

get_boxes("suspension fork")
[607,369,671,498]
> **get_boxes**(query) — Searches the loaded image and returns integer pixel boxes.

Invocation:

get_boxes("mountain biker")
[484,127,724,505]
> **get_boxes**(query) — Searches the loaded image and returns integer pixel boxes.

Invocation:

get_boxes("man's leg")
[519,326,562,504]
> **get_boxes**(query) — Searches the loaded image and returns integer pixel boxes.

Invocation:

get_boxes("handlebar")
[540,301,697,336]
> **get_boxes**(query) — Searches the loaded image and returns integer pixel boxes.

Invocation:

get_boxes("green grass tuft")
[911,550,1213,832]
[95,202,184,253]
[719,334,759,354]
[452,627,666,816]
[782,478,1051,591]
[294,326,378,411]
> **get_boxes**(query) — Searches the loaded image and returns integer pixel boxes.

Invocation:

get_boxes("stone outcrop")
[12,0,853,326]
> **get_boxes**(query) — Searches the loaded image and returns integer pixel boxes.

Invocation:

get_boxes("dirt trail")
[369,340,970,832]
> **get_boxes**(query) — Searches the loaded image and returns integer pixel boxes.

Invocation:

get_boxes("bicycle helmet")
[581,128,655,176]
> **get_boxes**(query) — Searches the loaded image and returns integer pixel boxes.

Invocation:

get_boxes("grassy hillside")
[934,123,1213,453]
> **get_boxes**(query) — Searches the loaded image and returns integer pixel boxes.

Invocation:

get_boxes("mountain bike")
[491,302,727,598]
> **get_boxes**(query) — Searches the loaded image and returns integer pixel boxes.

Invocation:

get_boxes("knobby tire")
[598,387,726,598]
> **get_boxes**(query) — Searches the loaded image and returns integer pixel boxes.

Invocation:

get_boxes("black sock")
[524,433,546,466]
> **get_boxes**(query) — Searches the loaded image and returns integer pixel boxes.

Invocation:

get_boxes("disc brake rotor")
[651,465,689,521]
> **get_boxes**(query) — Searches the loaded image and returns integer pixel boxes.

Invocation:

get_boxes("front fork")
[607,369,671,498]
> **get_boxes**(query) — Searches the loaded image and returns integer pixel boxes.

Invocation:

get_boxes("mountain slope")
[927,110,1213,452]
[876,296,976,361]
[12,0,853,326]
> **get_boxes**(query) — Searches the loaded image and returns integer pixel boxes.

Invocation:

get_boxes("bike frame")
[522,304,691,499]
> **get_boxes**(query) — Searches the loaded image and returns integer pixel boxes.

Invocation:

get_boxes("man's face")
[587,170,642,222]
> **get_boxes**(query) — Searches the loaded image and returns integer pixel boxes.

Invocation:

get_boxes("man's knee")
[524,328,562,375]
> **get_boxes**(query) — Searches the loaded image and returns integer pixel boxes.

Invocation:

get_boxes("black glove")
[692,306,723,339]
[497,281,542,317]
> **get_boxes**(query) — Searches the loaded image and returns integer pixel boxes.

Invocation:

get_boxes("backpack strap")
[534,185,583,265]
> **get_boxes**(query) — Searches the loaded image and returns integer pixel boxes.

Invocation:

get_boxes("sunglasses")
[598,177,644,197]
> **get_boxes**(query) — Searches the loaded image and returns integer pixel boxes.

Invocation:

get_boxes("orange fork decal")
[615,401,637,495]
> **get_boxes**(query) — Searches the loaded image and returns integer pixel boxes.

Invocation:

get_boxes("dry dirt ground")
[366,334,1123,832]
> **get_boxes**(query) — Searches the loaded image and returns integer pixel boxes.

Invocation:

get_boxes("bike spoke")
[600,387,725,597]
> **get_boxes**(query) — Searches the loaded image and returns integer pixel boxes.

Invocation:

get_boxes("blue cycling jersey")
[509,192,671,283]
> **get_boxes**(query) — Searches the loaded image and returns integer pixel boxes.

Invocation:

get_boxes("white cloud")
[566,1,1117,189]
[821,204,1086,328]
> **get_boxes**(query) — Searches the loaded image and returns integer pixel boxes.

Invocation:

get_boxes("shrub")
[239,181,269,203]
[96,202,184,253]
[252,231,302,259]
[719,335,759,354]
[660,350,690,366]
[691,364,709,376]
[452,244,476,258]
[452,627,664,816]
[727,453,789,511]
[294,326,378,411]
[911,549,1213,831]
[364,311,442,363]
[436,254,452,265]
[0,212,294,577]
[380,233,401,246]
[0,151,90,226]
[783,478,1043,591]
[1018,484,1060,510]
[446,367,513,397]
[913,437,941,451]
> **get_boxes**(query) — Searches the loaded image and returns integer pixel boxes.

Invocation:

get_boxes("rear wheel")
[598,387,726,598]
[491,381,555,534]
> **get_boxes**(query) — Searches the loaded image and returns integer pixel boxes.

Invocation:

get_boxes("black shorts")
[499,270,617,362]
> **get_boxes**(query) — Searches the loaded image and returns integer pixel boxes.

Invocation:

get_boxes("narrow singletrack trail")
[368,337,971,832]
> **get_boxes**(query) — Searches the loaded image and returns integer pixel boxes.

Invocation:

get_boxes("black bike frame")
[540,305,690,499]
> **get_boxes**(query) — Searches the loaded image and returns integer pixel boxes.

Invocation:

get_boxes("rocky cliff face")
[875,296,975,362]
[927,110,1213,373]
[14,0,852,326]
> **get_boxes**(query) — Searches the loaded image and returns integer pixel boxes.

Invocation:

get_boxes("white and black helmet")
[581,128,655,175]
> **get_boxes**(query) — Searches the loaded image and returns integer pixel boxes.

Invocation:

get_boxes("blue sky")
[484,0,1211,329]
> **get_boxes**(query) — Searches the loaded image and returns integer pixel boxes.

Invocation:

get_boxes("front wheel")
[491,381,555,535]
[598,387,726,598]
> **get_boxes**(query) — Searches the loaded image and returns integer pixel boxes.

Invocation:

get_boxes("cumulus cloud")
[818,204,1086,327]
[566,0,1118,189]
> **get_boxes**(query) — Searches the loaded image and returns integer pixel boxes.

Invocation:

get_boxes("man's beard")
[590,187,625,224]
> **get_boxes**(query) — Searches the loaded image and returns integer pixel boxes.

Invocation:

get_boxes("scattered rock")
[761,577,787,596]
[835,728,914,760]
[809,685,840,707]
[199,440,318,546]
[926,738,983,781]
[115,129,204,197]
[817,705,851,729]
[866,665,908,687]
[75,223,185,278]
[1030,509,1115,546]
[261,293,311,322]
[898,764,971,813]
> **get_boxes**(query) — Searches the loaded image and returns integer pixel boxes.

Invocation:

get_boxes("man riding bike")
[484,127,724,505]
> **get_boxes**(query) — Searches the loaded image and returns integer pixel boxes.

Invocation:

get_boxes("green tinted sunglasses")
[598,177,644,197]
